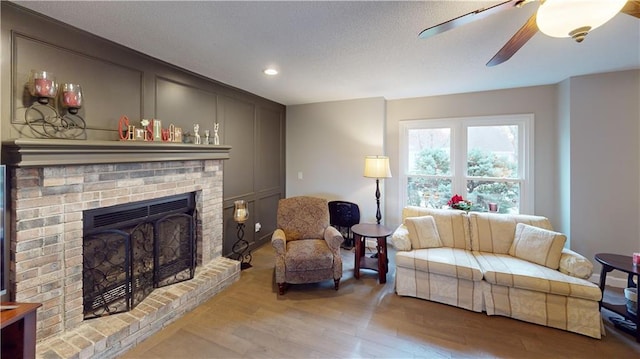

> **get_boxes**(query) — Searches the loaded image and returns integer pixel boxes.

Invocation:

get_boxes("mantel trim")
[2,139,232,167]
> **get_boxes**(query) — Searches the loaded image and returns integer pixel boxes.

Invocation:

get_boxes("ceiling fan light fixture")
[263,68,278,76]
[536,0,627,41]
[568,26,591,42]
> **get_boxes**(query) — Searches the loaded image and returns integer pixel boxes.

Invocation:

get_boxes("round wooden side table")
[351,223,393,284]
[595,253,639,342]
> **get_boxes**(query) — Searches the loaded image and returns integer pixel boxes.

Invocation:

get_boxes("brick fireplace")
[2,139,240,358]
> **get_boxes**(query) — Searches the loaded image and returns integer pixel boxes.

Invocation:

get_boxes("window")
[399,114,534,214]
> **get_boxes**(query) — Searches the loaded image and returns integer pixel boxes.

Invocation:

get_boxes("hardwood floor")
[122,244,640,358]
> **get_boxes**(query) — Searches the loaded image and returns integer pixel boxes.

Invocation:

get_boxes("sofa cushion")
[391,225,412,251]
[559,248,594,279]
[405,216,443,249]
[396,247,483,281]
[509,223,566,269]
[402,207,470,250]
[474,252,602,301]
[468,212,553,254]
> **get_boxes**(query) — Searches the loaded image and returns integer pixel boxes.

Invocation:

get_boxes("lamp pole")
[375,178,382,224]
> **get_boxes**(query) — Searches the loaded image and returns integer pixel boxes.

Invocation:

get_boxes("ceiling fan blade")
[419,0,520,39]
[486,13,538,67]
[621,0,640,18]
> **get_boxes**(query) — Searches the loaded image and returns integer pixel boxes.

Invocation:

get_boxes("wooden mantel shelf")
[2,138,232,167]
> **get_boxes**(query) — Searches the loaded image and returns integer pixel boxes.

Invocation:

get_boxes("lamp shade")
[364,156,392,178]
[536,0,626,41]
[233,200,249,223]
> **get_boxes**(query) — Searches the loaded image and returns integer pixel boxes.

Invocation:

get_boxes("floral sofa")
[391,206,603,339]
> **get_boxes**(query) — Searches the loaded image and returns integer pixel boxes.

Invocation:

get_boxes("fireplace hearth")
[83,193,196,319]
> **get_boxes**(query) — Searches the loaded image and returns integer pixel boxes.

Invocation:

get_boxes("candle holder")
[231,200,252,270]
[24,70,86,139]
[28,70,58,105]
[60,83,83,114]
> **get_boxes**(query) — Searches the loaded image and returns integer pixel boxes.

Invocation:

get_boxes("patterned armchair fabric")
[271,196,344,295]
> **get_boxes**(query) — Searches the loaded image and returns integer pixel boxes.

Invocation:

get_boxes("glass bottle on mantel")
[29,70,58,104]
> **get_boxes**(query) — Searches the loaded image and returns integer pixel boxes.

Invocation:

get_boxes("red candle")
[61,84,82,111]
[62,91,78,107]
[30,70,57,100]
[63,91,79,107]
[34,78,53,97]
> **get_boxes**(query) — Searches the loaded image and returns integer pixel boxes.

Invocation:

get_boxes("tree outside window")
[401,115,532,214]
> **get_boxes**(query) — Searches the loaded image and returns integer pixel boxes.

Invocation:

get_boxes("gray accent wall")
[0,3,285,262]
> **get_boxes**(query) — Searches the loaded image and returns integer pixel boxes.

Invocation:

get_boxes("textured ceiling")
[13,1,640,105]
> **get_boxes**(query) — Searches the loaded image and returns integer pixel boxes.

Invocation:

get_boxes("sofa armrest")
[558,248,593,279]
[271,229,287,256]
[391,224,412,251]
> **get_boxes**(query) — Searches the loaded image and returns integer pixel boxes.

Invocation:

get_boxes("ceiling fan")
[419,0,640,67]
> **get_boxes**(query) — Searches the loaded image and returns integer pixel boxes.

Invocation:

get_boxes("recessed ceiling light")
[263,68,278,76]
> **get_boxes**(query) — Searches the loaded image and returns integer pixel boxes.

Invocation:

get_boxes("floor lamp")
[363,156,392,224]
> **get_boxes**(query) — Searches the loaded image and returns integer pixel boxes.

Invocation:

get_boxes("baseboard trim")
[590,273,637,288]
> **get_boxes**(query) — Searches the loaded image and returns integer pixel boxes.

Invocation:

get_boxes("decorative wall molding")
[11,32,144,135]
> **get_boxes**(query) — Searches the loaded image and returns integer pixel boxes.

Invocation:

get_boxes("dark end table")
[594,253,639,342]
[352,223,393,284]
[1,302,42,358]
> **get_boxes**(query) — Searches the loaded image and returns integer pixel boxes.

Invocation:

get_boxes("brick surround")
[7,157,240,358]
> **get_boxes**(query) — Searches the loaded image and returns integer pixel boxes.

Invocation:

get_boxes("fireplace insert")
[83,193,196,319]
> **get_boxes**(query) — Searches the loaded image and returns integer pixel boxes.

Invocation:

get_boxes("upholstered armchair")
[271,196,344,295]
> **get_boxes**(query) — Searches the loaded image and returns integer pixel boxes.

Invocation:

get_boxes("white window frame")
[399,114,534,214]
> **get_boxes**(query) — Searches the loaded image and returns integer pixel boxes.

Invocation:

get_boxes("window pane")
[466,180,520,213]
[467,126,518,178]
[408,128,451,175]
[407,177,451,208]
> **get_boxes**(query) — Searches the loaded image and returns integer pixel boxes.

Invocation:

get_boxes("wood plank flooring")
[122,244,640,358]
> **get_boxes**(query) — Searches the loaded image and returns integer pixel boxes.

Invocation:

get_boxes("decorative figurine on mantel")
[204,130,210,145]
[214,123,220,145]
[193,123,201,144]
[140,119,150,141]
[174,126,183,143]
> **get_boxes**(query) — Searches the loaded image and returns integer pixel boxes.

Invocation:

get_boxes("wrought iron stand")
[232,223,252,270]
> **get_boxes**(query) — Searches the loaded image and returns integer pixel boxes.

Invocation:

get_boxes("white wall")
[567,70,640,270]
[386,85,559,229]
[557,79,572,246]
[286,97,387,224]
[285,70,640,279]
